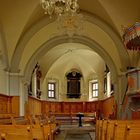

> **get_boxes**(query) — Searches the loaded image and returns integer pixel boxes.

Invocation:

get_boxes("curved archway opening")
[24,35,119,101]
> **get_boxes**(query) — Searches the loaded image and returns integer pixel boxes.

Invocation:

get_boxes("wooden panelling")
[28,96,42,116]
[76,102,83,112]
[0,94,10,114]
[41,101,50,114]
[62,102,71,113]
[11,96,19,116]
[41,101,103,115]
[27,95,116,119]
[0,94,117,119]
[0,94,19,118]
[132,111,140,119]
[85,102,96,113]
[85,102,91,112]
[50,102,56,113]
[102,96,115,119]
[41,101,62,114]
[55,102,62,113]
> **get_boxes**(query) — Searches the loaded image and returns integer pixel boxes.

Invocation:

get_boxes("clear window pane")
[92,82,98,97]
[48,83,55,98]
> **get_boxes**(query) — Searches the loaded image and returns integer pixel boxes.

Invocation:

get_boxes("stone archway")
[10,12,129,73]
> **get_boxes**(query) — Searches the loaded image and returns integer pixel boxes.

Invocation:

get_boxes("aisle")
[65,133,91,140]
[56,124,95,140]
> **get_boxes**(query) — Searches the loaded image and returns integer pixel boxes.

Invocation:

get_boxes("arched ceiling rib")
[0,0,139,76]
[13,16,127,74]
[24,35,118,84]
[39,43,105,80]
[0,0,38,63]
[98,0,140,34]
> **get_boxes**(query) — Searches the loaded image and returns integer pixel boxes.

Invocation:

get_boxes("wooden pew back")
[0,125,32,140]
[125,124,140,140]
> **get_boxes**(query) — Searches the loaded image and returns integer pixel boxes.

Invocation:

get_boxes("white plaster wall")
[9,74,20,96]
[0,68,9,95]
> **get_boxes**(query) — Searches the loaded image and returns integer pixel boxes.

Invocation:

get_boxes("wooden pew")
[0,114,16,119]
[105,120,116,140]
[32,124,45,140]
[99,120,107,140]
[96,120,140,140]
[43,124,51,140]
[97,120,104,140]
[0,114,60,140]
[0,116,28,125]
[0,124,51,140]
[95,120,100,140]
[29,114,59,140]
[113,122,127,140]
[125,124,140,140]
[11,116,28,125]
[0,118,12,125]
[0,125,32,140]
[26,115,51,140]
[113,120,140,140]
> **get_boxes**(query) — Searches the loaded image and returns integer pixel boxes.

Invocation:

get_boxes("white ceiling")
[39,43,105,80]
[0,0,139,80]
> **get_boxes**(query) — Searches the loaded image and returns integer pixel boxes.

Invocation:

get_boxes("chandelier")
[40,0,83,37]
[40,0,80,17]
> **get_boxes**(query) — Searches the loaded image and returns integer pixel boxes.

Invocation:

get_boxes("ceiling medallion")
[57,12,84,37]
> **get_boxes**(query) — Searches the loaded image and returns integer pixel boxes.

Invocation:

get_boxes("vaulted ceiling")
[0,0,139,81]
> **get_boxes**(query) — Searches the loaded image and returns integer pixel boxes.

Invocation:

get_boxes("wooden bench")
[105,120,116,140]
[125,124,140,140]
[0,116,28,125]
[96,120,140,140]
[113,122,127,140]
[0,125,32,140]
[0,113,62,140]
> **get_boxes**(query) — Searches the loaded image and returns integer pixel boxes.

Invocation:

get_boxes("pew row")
[0,114,60,140]
[96,119,140,140]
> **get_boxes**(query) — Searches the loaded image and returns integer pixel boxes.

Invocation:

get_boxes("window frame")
[91,81,98,98]
[47,82,56,98]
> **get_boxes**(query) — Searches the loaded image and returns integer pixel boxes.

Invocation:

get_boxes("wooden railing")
[0,94,19,118]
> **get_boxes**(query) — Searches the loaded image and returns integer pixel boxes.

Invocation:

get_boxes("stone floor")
[56,124,95,140]
[65,133,91,140]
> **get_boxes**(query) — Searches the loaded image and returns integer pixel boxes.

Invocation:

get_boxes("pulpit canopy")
[123,22,140,51]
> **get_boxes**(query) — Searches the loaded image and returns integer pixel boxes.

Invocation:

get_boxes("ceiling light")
[40,0,80,18]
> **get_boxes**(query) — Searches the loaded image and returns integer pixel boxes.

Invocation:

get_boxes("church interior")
[0,0,140,139]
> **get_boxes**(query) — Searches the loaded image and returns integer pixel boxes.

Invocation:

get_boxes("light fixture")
[40,0,83,37]
[40,0,80,17]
